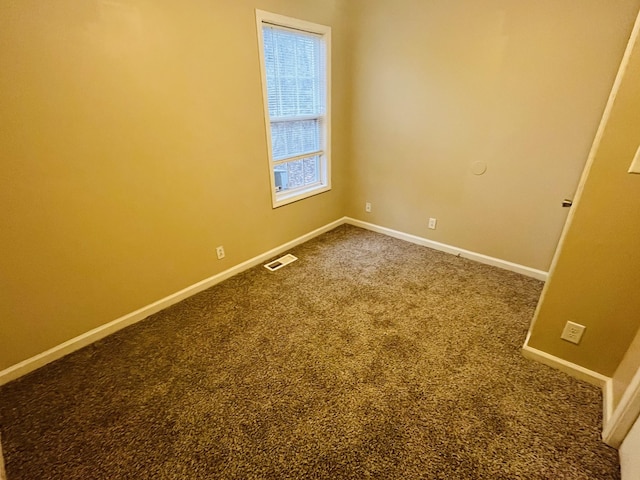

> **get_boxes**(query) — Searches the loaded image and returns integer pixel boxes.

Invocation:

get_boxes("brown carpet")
[0,225,619,479]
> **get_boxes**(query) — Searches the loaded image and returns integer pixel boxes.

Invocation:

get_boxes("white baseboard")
[345,217,548,281]
[0,218,346,386]
[0,217,549,386]
[521,345,610,388]
[0,215,623,449]
[604,378,614,429]
[603,360,640,448]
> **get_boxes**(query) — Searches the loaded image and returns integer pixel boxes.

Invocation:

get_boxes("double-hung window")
[256,10,331,208]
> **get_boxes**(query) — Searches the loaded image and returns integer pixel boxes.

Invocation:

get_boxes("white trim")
[604,378,614,428]
[344,217,548,281]
[273,183,331,206]
[255,9,332,209]
[273,150,323,165]
[271,114,322,123]
[0,218,345,386]
[603,362,640,448]
[256,9,330,36]
[521,345,610,389]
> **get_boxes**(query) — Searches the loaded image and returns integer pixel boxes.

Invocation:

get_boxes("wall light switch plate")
[628,145,640,174]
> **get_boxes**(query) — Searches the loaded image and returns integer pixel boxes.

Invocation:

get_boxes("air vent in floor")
[264,254,298,271]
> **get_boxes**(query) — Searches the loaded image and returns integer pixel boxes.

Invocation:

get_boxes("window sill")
[273,184,331,208]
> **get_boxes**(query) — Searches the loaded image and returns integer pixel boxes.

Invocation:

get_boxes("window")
[256,10,331,208]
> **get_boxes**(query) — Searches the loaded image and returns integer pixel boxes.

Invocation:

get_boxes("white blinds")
[262,25,326,119]
[270,119,321,161]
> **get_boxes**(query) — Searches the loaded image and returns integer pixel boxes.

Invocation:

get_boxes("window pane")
[303,156,319,185]
[270,120,320,161]
[273,155,320,192]
[287,159,305,189]
[262,26,324,118]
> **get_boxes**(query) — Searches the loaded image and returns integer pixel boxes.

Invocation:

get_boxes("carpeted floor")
[0,225,619,479]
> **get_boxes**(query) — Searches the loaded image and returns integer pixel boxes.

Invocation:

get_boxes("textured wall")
[0,0,350,370]
[528,25,640,376]
[346,0,640,271]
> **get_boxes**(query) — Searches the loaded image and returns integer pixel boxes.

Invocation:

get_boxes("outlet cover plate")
[561,321,586,345]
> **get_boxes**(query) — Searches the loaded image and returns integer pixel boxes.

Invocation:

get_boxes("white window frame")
[256,10,332,208]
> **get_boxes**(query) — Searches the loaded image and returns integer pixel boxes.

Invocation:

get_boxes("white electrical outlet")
[365,202,372,213]
[428,218,437,229]
[561,321,586,345]
[216,246,225,260]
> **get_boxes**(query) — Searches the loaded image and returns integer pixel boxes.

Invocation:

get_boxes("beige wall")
[527,28,640,376]
[2,0,640,378]
[612,329,640,409]
[346,0,640,271]
[0,0,350,371]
